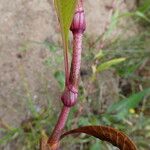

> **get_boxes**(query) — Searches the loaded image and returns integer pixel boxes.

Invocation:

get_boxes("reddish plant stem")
[47,1,86,150]
[69,33,83,90]
[47,106,70,150]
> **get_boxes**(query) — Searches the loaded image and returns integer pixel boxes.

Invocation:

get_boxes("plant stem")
[69,33,83,89]
[47,1,86,149]
[48,33,83,148]
[47,106,70,150]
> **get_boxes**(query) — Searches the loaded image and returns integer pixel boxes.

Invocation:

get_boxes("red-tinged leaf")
[61,126,137,150]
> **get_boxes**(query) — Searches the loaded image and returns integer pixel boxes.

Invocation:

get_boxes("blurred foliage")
[96,57,126,73]
[107,89,150,120]
[54,70,65,90]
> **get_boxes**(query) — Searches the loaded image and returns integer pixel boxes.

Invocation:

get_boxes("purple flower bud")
[61,85,78,107]
[70,1,86,34]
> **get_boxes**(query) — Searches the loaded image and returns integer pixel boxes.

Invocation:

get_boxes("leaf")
[54,0,77,41]
[0,128,21,145]
[94,50,105,59]
[107,88,150,119]
[135,11,150,23]
[61,126,137,150]
[97,58,126,72]
[138,0,150,13]
[54,0,77,79]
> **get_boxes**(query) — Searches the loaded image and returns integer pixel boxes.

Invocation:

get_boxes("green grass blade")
[96,58,126,72]
[107,88,150,120]
[0,128,21,145]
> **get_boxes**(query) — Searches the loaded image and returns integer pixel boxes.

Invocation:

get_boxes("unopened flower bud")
[70,1,86,34]
[61,85,78,107]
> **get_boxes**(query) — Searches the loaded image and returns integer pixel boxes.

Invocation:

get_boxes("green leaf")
[54,0,77,65]
[54,0,77,39]
[135,11,150,23]
[107,88,150,119]
[0,128,21,145]
[94,50,105,59]
[97,58,126,72]
[138,0,150,13]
